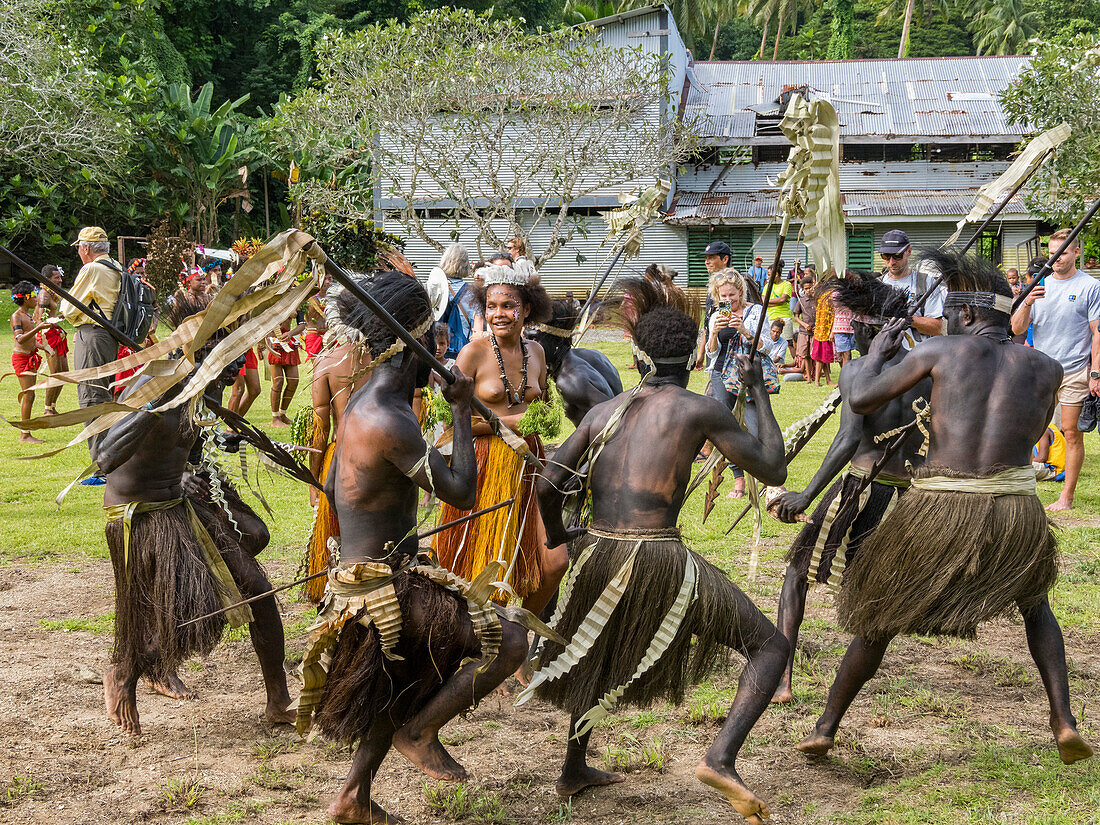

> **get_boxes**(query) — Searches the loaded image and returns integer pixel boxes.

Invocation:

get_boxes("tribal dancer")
[797,250,1093,766]
[33,264,70,415]
[433,264,568,615]
[769,273,931,703]
[523,278,788,823]
[302,289,373,603]
[96,349,294,736]
[530,299,623,426]
[295,271,547,825]
[10,281,49,441]
[267,316,302,427]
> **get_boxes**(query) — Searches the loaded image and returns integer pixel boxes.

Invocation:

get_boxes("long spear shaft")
[0,244,141,350]
[318,252,542,469]
[1012,195,1100,313]
[574,243,626,328]
[909,148,1053,316]
[177,496,517,628]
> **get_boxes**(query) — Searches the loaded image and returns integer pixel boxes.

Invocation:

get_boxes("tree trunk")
[773,7,787,60]
[758,17,770,59]
[898,0,915,58]
[710,19,721,60]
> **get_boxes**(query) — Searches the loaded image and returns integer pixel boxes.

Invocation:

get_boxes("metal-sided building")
[385,5,1041,294]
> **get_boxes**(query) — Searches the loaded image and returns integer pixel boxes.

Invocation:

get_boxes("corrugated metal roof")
[666,188,1031,223]
[685,56,1030,142]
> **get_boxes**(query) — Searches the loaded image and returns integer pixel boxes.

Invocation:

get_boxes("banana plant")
[141,82,256,245]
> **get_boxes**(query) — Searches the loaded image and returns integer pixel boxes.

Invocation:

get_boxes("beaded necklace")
[490,333,529,406]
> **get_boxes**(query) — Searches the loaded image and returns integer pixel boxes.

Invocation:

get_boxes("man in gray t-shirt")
[878,229,946,344]
[1012,230,1100,511]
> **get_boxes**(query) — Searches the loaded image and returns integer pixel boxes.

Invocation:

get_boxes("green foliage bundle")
[298,212,405,273]
[516,382,564,441]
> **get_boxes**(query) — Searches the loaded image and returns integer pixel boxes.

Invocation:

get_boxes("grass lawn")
[2,298,1099,824]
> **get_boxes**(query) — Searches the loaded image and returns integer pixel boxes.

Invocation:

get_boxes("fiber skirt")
[837,468,1058,640]
[786,472,903,587]
[534,529,751,716]
[434,434,544,603]
[105,499,256,679]
[315,570,473,745]
[305,442,339,603]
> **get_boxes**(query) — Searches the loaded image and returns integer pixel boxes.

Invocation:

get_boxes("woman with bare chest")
[434,262,568,617]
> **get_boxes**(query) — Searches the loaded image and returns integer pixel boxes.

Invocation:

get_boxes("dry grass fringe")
[838,466,1057,640]
[535,533,751,716]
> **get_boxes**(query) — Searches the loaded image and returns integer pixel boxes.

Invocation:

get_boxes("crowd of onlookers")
[9,224,1100,507]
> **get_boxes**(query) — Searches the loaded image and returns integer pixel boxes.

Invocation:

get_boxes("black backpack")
[101,259,156,343]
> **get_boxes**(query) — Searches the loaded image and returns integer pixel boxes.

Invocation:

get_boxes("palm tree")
[875,0,949,58]
[619,0,708,48]
[702,0,741,59]
[564,0,617,24]
[748,0,815,59]
[969,0,1040,54]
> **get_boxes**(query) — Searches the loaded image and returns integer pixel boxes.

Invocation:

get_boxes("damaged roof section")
[685,56,1030,144]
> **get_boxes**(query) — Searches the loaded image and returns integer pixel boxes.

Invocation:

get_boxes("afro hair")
[335,270,433,357]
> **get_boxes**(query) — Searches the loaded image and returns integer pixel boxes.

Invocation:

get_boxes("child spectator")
[793,276,816,380]
[1033,423,1066,482]
[832,293,855,366]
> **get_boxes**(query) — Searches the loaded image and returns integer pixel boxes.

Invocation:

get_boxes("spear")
[316,249,544,470]
[0,244,142,350]
[177,496,517,628]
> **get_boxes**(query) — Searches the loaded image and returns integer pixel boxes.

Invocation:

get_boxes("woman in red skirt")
[267,319,301,426]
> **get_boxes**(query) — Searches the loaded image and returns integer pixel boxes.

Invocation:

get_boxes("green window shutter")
[688,227,753,285]
[688,228,718,286]
[846,228,874,271]
[729,228,753,272]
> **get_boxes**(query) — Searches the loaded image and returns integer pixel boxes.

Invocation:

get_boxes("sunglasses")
[881,252,906,261]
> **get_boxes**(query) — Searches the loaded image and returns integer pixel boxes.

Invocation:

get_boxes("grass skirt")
[534,528,751,717]
[305,442,339,603]
[837,467,1058,640]
[786,472,904,587]
[434,434,544,604]
[315,570,473,744]
[105,497,259,680]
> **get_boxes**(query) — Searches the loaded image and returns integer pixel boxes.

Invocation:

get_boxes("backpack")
[443,281,471,358]
[102,259,156,343]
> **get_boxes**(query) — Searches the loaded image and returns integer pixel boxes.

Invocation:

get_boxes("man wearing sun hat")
[62,227,124,473]
[878,228,945,341]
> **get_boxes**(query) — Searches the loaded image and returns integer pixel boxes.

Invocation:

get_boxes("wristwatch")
[1090,370,1100,380]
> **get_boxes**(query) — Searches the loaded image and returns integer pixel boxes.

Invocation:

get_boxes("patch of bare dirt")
[1,547,1096,825]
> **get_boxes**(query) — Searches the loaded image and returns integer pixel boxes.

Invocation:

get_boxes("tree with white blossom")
[268,8,698,266]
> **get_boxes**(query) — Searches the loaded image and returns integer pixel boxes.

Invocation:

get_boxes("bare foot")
[144,670,196,700]
[1047,497,1074,512]
[43,407,57,416]
[266,700,297,726]
[770,682,794,704]
[328,794,406,824]
[271,417,289,428]
[104,666,141,736]
[1055,726,1094,765]
[695,762,770,824]
[554,765,624,798]
[514,660,533,688]
[794,731,833,756]
[392,727,469,781]
[19,432,43,443]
